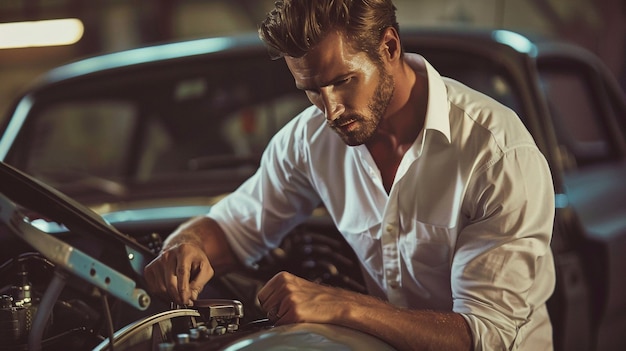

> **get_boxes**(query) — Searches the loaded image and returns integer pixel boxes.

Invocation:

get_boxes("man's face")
[285,32,394,146]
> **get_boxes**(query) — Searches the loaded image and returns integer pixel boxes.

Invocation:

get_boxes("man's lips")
[331,117,357,130]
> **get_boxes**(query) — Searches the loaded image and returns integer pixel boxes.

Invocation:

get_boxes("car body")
[0,28,625,350]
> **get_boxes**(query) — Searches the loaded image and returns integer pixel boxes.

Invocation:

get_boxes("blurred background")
[0,0,625,120]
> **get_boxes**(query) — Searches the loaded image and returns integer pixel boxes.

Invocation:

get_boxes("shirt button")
[385,224,394,233]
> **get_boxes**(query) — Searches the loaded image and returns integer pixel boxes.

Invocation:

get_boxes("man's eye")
[336,78,350,86]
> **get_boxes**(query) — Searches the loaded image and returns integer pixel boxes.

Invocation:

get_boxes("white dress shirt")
[209,54,556,350]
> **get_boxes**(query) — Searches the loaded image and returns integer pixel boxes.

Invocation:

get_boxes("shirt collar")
[404,53,451,144]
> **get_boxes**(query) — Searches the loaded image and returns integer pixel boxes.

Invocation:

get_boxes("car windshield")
[26,91,308,183]
[16,53,310,194]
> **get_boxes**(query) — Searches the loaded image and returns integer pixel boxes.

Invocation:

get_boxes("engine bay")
[0,162,373,350]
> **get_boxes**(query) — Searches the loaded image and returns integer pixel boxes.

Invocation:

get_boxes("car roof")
[27,28,544,89]
[34,33,266,88]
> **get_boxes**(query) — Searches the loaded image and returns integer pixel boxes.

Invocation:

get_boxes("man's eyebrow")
[296,73,352,91]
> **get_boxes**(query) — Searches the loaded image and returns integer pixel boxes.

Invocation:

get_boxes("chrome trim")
[0,96,33,160]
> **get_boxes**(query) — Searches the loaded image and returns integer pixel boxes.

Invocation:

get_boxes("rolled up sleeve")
[208,116,321,268]
[452,145,556,350]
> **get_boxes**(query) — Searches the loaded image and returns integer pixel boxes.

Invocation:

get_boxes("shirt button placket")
[382,221,405,306]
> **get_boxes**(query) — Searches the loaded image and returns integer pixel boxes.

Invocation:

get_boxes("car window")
[538,62,618,168]
[132,59,310,180]
[13,54,310,188]
[138,85,309,180]
[25,100,137,182]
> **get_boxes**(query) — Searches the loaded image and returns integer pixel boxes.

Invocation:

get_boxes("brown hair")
[258,0,400,62]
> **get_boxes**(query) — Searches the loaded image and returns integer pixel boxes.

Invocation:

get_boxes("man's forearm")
[343,296,473,351]
[258,272,473,351]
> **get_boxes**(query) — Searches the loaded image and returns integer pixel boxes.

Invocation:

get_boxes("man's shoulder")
[443,78,513,116]
[442,78,537,155]
[447,79,530,129]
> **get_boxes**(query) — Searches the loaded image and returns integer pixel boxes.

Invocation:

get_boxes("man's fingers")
[144,259,175,301]
[189,262,214,300]
[175,251,214,305]
[142,262,158,292]
[258,272,295,316]
[176,259,192,304]
[166,272,181,304]
[143,242,215,305]
[257,271,287,303]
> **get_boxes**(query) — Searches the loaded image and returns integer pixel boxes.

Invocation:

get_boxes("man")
[144,1,556,350]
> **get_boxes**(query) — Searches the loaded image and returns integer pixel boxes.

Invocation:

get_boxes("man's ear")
[380,27,401,61]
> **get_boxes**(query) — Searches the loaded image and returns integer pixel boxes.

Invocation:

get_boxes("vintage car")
[0,28,624,350]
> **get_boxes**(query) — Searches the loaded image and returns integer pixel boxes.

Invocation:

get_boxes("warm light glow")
[0,18,84,49]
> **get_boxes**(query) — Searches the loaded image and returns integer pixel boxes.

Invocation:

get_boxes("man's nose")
[320,88,345,121]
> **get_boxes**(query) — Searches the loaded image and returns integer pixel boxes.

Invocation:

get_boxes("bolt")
[138,293,151,308]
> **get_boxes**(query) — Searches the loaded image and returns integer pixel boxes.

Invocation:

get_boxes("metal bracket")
[0,194,150,311]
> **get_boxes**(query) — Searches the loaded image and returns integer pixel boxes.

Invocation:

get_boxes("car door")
[537,43,626,351]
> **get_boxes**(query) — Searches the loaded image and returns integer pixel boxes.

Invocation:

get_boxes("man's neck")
[368,58,427,149]
[366,59,428,192]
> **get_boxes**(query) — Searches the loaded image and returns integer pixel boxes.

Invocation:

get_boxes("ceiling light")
[0,18,84,49]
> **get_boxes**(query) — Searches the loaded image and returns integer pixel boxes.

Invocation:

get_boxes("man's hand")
[143,216,239,306]
[144,241,214,306]
[257,271,356,325]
